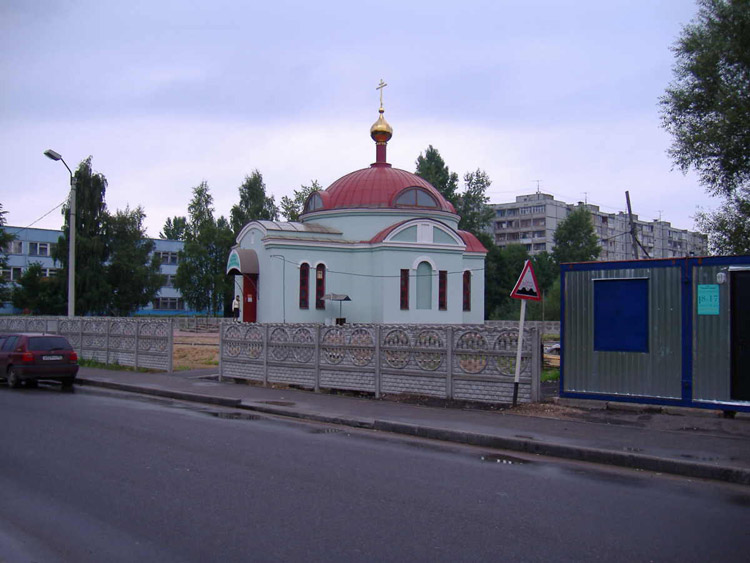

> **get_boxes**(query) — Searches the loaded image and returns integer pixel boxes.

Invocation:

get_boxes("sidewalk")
[75,367,750,486]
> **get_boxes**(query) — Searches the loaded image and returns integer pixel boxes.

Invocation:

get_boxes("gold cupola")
[371,79,392,165]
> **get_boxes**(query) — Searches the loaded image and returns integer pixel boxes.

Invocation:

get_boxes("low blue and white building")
[1,225,196,315]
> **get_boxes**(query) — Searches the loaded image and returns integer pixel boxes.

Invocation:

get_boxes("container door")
[731,270,750,401]
[243,274,258,323]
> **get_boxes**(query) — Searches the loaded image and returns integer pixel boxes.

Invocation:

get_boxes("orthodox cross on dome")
[370,79,393,166]
[376,79,388,108]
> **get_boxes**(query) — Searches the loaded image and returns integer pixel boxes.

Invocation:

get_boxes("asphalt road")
[1,384,748,562]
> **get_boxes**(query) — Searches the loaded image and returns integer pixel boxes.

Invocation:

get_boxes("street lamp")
[44,149,77,317]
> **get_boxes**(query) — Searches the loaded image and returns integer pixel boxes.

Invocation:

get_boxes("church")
[226,88,486,324]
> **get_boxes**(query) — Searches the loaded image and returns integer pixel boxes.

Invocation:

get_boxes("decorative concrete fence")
[485,320,560,337]
[221,323,541,404]
[0,317,173,372]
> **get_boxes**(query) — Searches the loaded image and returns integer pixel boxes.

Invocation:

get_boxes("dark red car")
[0,333,79,389]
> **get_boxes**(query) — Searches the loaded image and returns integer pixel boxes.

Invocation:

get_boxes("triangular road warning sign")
[510,260,542,301]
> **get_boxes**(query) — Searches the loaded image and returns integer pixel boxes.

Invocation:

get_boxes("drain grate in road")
[209,412,262,421]
[309,427,346,435]
[480,453,530,465]
[260,400,296,407]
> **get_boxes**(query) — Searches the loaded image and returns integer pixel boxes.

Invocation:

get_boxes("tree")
[51,156,110,315]
[484,243,531,320]
[160,216,188,240]
[280,180,322,222]
[11,263,66,315]
[552,207,601,265]
[696,196,750,254]
[530,251,557,295]
[0,203,15,304]
[660,0,750,198]
[175,182,234,315]
[229,170,278,236]
[415,145,459,208]
[456,169,494,236]
[105,206,164,316]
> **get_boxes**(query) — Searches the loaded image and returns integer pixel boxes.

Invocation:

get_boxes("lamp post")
[44,149,76,317]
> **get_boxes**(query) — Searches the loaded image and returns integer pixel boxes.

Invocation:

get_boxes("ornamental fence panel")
[220,323,540,404]
[0,317,173,372]
[484,320,560,337]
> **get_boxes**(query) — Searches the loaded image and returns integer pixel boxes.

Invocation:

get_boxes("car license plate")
[43,355,63,361]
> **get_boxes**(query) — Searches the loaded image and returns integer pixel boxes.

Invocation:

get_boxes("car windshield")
[28,337,73,352]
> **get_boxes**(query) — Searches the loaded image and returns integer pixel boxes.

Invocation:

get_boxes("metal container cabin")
[561,256,750,412]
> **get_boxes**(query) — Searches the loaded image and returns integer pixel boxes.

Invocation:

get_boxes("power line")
[8,200,67,236]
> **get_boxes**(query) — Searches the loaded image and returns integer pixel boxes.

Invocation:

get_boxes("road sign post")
[510,260,542,406]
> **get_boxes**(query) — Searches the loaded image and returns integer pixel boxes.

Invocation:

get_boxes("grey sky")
[1,0,712,238]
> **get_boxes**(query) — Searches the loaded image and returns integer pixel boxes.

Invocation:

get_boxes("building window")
[463,271,471,311]
[303,192,324,213]
[438,270,447,310]
[400,269,409,310]
[395,188,438,208]
[159,251,179,265]
[153,297,185,310]
[315,264,326,310]
[594,279,649,353]
[29,242,53,256]
[5,240,22,254]
[299,263,310,309]
[163,274,174,288]
[416,261,432,310]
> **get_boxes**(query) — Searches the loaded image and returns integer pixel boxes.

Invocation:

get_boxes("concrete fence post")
[106,319,111,366]
[375,325,382,399]
[446,326,453,400]
[314,324,321,393]
[531,327,541,402]
[168,318,174,373]
[262,324,269,387]
[134,321,140,369]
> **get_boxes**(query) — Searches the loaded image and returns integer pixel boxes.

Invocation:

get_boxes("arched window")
[303,192,324,213]
[395,188,438,208]
[416,261,432,310]
[315,264,326,310]
[400,269,409,310]
[463,270,471,311]
[299,263,310,309]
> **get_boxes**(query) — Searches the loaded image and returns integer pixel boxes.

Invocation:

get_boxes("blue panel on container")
[594,279,649,352]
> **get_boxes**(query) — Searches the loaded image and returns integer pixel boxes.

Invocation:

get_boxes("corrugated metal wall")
[692,265,731,401]
[564,265,682,398]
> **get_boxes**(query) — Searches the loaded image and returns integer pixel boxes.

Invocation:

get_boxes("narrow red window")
[438,270,447,310]
[400,269,409,310]
[463,270,471,311]
[315,264,326,310]
[299,263,309,309]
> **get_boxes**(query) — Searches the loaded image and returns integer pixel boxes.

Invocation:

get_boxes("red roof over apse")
[458,230,488,253]
[323,164,456,214]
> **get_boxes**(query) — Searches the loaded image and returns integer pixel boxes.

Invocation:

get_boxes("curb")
[76,378,242,408]
[76,378,750,486]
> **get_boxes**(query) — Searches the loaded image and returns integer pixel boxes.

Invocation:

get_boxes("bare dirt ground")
[173,330,219,370]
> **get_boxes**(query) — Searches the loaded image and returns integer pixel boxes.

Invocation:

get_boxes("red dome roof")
[318,164,456,214]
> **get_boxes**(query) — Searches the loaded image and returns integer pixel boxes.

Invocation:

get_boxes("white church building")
[226,98,486,324]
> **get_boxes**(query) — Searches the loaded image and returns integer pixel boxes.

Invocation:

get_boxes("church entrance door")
[243,274,258,323]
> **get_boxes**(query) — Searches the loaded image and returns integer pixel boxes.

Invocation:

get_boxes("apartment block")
[489,193,708,261]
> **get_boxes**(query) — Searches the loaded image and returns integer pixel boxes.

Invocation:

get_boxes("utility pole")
[626,190,639,260]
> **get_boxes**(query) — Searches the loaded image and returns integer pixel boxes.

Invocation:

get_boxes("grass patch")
[78,358,156,373]
[542,368,559,382]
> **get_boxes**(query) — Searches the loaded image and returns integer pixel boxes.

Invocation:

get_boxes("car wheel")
[7,367,22,389]
[60,379,74,391]
[25,379,38,389]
